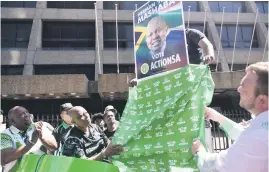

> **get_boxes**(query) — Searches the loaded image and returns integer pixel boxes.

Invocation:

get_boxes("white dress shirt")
[197,110,268,172]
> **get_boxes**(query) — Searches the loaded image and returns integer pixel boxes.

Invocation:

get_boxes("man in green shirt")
[0,106,57,172]
[53,103,73,155]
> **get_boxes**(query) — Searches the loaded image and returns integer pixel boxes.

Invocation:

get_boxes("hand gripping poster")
[134,1,189,80]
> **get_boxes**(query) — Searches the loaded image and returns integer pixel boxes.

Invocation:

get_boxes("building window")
[256,1,268,14]
[1,20,32,48]
[103,22,133,49]
[42,22,95,49]
[47,1,95,9]
[1,65,24,75]
[183,1,199,11]
[103,64,135,73]
[34,65,95,80]
[1,1,36,8]
[216,25,259,48]
[103,1,147,10]
[209,1,246,13]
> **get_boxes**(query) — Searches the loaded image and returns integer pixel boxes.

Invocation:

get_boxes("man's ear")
[257,95,268,107]
[60,112,64,119]
[9,118,14,125]
[261,95,268,106]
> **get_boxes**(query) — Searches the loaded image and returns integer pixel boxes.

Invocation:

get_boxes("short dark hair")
[91,113,104,123]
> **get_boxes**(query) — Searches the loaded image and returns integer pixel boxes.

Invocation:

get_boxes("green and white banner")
[17,154,119,172]
[112,65,214,171]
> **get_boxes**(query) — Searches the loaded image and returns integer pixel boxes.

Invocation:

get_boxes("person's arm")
[87,141,123,161]
[1,144,34,165]
[187,29,215,64]
[43,122,54,132]
[87,126,122,161]
[205,107,244,140]
[0,132,38,165]
[198,37,215,63]
[87,150,107,161]
[193,134,266,172]
[35,121,57,152]
[219,117,245,141]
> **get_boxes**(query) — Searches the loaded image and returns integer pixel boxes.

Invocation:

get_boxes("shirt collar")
[9,125,21,134]
[249,110,268,128]
[9,124,35,134]
[62,121,70,129]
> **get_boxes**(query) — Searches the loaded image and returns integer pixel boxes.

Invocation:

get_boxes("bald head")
[147,16,168,35]
[8,106,33,131]
[146,16,168,54]
[8,106,28,120]
[68,106,91,128]
[68,106,87,116]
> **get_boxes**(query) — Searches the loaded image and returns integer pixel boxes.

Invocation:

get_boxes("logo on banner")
[141,63,149,74]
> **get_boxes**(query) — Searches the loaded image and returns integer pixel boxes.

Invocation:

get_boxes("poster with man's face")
[134,1,189,80]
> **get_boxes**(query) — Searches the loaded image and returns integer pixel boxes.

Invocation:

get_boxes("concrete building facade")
[1,1,268,115]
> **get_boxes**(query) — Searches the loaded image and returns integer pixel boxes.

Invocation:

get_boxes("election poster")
[134,1,189,80]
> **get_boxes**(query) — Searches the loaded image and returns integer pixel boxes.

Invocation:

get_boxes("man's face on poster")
[146,17,168,54]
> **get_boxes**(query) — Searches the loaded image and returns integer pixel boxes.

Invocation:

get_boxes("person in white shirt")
[191,62,268,172]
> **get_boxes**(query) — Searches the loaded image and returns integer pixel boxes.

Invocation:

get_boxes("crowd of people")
[0,103,123,171]
[0,62,268,172]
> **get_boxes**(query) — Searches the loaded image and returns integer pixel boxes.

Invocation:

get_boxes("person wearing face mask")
[60,106,124,162]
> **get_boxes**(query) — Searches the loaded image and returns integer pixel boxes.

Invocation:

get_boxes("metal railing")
[211,109,251,152]
[2,114,62,128]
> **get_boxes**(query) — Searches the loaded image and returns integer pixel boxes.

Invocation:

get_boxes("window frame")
[1,20,33,49]
[42,21,96,50]
[103,64,135,73]
[209,1,246,13]
[103,22,134,49]
[46,1,95,9]
[182,1,200,12]
[34,65,95,81]
[255,1,268,14]
[1,65,24,75]
[103,1,147,10]
[216,24,259,48]
[1,1,36,8]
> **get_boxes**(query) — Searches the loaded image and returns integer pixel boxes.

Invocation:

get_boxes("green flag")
[112,64,214,171]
